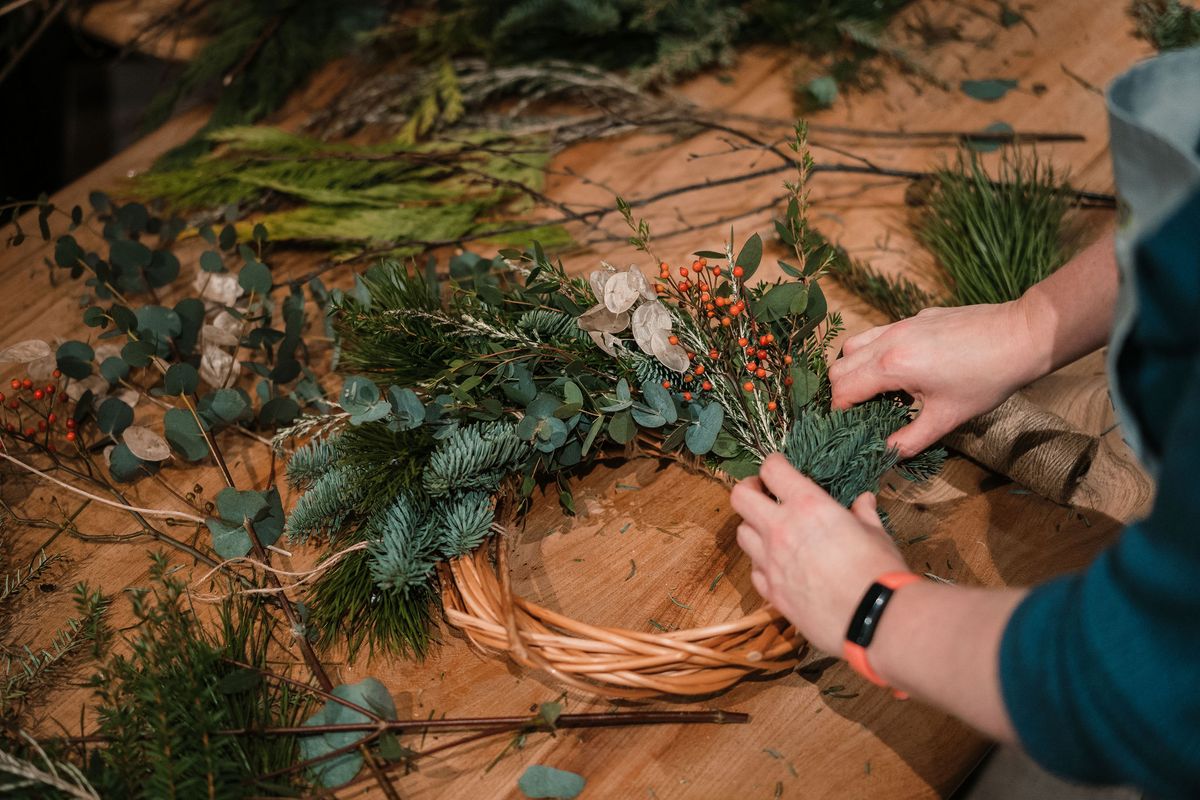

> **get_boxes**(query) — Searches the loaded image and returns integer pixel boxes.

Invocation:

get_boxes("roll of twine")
[942,392,1098,505]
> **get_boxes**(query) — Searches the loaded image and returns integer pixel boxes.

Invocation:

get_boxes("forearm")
[1017,230,1119,378]
[869,582,1027,743]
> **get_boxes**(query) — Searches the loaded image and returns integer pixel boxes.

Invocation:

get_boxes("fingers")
[730,476,785,530]
[736,523,765,564]
[887,403,955,458]
[850,492,885,533]
[841,324,889,357]
[750,569,770,601]
[758,453,832,507]
[829,358,904,411]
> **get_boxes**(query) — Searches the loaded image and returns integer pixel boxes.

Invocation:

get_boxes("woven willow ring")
[442,491,806,699]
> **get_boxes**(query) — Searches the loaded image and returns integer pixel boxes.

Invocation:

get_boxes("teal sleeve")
[998,192,1200,799]
[999,372,1200,797]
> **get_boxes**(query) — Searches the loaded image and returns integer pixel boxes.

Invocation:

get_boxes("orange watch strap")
[843,571,921,699]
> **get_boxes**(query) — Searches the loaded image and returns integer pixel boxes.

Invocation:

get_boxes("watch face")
[845,582,893,648]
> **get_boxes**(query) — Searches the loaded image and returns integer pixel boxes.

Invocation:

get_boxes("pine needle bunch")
[920,149,1073,307]
[290,125,944,658]
[86,556,312,798]
[1130,0,1200,50]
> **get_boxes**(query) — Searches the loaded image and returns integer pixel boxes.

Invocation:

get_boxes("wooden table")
[0,1,1154,797]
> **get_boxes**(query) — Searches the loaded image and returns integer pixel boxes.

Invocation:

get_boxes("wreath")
[284,127,945,697]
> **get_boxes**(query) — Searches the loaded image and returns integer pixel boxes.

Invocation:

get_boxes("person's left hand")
[729,453,909,654]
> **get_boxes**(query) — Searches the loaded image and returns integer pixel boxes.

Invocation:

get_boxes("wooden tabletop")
[1,2,1155,797]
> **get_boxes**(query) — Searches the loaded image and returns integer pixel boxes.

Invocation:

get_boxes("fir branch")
[284,434,342,490]
[827,249,941,321]
[284,466,362,543]
[422,423,530,497]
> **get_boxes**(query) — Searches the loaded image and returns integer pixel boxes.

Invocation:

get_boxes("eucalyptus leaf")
[163,363,198,395]
[163,407,210,462]
[96,396,134,436]
[518,765,586,799]
[961,78,1018,102]
[55,340,94,379]
[608,410,636,444]
[300,677,396,788]
[685,402,724,455]
[640,380,677,423]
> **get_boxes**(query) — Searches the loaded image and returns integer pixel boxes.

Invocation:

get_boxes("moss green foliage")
[1131,0,1200,50]
[131,127,567,256]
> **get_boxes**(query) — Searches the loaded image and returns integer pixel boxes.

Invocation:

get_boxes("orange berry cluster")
[653,254,798,414]
[2,369,76,450]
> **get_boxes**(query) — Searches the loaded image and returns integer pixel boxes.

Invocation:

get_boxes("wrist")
[1004,295,1055,386]
[842,571,921,693]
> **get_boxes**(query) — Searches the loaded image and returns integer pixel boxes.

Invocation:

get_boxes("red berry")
[33,389,43,400]
[708,349,718,359]
[691,262,703,273]
[66,431,77,442]
[679,281,690,291]
[7,400,17,410]
[698,257,708,268]
[738,337,748,347]
[45,385,55,394]
[757,349,767,359]
[733,266,744,278]
[21,378,32,389]
[759,335,769,346]
[767,401,778,411]
[668,335,679,346]
[766,333,775,343]
[701,381,712,391]
[9,379,19,390]
[756,368,767,378]
[24,428,35,437]
[52,369,61,378]
[47,413,56,424]
[661,380,671,390]
[37,420,46,431]
[683,391,693,401]
[784,376,794,386]
[694,365,705,375]
[720,318,731,327]
[679,267,689,278]
[66,419,76,429]
[743,382,754,392]
[784,355,793,365]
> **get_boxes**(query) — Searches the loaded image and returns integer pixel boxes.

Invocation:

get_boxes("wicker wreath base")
[442,529,805,699]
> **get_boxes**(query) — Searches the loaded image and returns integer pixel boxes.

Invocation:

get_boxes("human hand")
[828,301,1047,457]
[730,454,908,655]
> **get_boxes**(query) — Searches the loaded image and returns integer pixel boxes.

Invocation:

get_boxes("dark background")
[1,19,176,207]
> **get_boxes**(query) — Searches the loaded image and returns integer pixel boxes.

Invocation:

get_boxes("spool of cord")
[942,392,1098,505]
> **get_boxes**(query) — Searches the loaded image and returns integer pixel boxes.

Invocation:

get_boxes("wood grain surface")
[0,2,1156,798]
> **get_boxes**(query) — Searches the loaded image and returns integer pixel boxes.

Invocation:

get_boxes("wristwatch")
[843,571,921,699]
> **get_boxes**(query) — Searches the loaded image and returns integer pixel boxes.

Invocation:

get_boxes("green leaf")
[532,416,568,453]
[501,365,537,405]
[109,239,152,271]
[99,356,130,384]
[199,250,225,273]
[145,251,180,288]
[562,380,583,407]
[387,386,424,430]
[640,381,677,424]
[259,396,300,426]
[789,366,820,411]
[55,340,94,379]
[735,233,763,280]
[805,75,839,108]
[518,765,586,799]
[163,363,198,395]
[967,121,1015,153]
[751,282,807,323]
[581,415,603,456]
[961,78,1018,102]
[54,235,84,268]
[608,410,636,444]
[615,378,631,403]
[209,388,249,423]
[778,259,803,279]
[300,677,397,788]
[82,306,107,328]
[239,261,273,296]
[163,407,210,462]
[96,397,133,436]
[341,376,389,424]
[630,406,667,428]
[685,403,724,455]
[108,443,148,482]
[206,487,285,558]
[174,298,204,355]
[692,250,726,259]
[121,340,156,368]
[219,223,237,251]
[720,458,760,479]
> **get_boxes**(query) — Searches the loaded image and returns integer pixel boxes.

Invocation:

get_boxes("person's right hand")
[828,300,1049,458]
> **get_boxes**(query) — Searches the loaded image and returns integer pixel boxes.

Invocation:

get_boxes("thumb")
[850,492,883,530]
[887,404,954,458]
